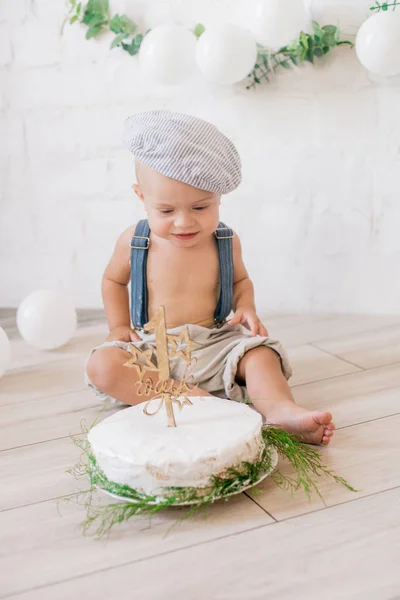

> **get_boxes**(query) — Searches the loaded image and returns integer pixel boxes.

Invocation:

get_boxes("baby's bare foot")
[265,404,335,446]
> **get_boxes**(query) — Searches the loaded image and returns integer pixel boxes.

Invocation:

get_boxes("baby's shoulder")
[115,224,137,250]
[104,225,137,281]
[109,225,138,268]
[231,230,242,253]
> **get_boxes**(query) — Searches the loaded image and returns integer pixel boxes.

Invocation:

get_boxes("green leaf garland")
[246,22,353,89]
[64,2,354,88]
[370,1,400,11]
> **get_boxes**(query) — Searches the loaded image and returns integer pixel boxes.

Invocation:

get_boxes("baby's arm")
[102,225,140,342]
[228,233,269,337]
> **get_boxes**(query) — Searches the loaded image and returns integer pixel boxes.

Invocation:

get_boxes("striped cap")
[123,110,242,195]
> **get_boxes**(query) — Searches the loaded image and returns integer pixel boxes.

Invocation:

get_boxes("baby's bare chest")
[146,244,220,297]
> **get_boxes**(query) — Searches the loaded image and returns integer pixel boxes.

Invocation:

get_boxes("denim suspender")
[214,222,234,323]
[130,219,151,329]
[129,220,234,329]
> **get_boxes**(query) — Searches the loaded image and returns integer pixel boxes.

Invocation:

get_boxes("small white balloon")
[0,326,11,378]
[355,11,400,77]
[196,24,258,85]
[17,290,77,350]
[139,24,197,85]
[249,0,312,49]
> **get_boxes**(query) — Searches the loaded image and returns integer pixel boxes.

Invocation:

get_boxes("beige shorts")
[85,322,292,404]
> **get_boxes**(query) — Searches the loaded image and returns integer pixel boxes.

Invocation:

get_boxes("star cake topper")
[123,306,200,427]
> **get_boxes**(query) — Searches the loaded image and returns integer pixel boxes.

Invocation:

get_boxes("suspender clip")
[130,236,150,249]
[215,228,234,239]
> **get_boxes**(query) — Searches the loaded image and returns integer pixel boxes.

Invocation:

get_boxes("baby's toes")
[324,427,334,437]
[321,432,333,445]
[321,426,335,444]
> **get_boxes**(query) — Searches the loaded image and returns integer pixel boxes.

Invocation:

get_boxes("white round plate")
[96,447,278,506]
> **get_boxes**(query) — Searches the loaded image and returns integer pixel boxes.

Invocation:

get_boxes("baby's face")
[133,162,221,247]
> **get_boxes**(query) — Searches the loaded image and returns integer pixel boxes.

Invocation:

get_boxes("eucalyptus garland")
[370,1,400,10]
[64,0,354,89]
[66,420,355,538]
[247,22,352,90]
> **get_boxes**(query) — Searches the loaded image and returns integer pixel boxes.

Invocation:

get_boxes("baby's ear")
[132,183,144,201]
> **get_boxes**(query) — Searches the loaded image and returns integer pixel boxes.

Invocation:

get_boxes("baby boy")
[86,110,334,445]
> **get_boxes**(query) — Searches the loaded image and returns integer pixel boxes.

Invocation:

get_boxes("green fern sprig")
[263,427,356,500]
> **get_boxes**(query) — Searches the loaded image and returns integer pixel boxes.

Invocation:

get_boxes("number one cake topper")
[123,306,200,427]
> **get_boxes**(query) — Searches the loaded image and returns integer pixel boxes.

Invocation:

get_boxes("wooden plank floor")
[1,313,400,600]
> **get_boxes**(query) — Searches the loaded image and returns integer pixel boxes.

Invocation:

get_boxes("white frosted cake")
[88,395,263,497]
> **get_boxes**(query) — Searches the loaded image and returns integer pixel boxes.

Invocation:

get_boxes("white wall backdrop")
[1,0,400,314]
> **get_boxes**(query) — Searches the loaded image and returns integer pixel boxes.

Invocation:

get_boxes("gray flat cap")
[123,110,242,195]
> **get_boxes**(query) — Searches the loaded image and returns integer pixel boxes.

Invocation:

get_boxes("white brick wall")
[1,0,400,313]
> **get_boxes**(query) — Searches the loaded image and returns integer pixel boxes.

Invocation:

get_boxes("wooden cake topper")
[123,306,200,427]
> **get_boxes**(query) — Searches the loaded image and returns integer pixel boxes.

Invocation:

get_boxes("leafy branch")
[370,1,400,11]
[64,4,353,88]
[65,0,204,56]
[65,0,144,54]
[247,21,353,89]
[65,424,356,537]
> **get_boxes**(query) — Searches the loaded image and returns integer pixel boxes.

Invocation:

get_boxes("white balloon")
[249,0,312,49]
[355,11,400,77]
[196,24,258,85]
[17,290,77,350]
[0,326,11,378]
[139,24,197,85]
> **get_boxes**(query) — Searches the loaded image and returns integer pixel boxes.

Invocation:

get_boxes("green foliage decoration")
[370,1,400,11]
[193,23,206,38]
[65,2,353,88]
[65,417,356,538]
[247,22,353,89]
[65,0,143,53]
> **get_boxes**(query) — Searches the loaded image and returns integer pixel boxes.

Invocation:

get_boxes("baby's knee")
[86,348,119,390]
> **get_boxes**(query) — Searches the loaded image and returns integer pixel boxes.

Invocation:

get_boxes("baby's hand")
[228,308,269,337]
[106,326,141,343]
